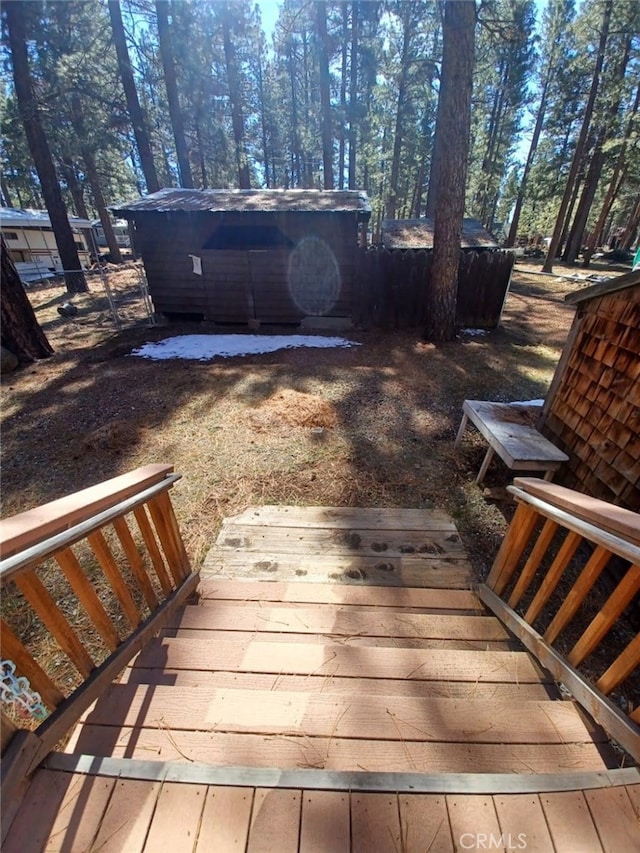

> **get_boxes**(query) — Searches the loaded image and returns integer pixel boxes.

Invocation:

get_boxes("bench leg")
[543,469,555,482]
[476,447,495,485]
[454,413,469,449]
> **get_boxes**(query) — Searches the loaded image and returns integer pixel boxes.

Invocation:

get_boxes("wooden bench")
[455,400,569,485]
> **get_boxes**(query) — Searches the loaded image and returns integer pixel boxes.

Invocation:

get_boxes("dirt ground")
[2,258,584,569]
[2,257,637,721]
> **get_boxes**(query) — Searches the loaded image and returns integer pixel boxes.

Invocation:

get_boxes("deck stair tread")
[201,505,474,587]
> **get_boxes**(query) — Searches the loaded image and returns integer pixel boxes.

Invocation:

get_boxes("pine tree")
[5,2,87,293]
[427,0,476,342]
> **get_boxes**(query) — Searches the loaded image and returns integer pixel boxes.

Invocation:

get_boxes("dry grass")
[1,257,636,725]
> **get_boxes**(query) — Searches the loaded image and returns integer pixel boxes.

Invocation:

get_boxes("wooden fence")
[480,476,640,762]
[0,464,198,825]
[352,248,515,330]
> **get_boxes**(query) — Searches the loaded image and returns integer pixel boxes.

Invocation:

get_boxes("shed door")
[249,250,302,324]
[202,250,252,323]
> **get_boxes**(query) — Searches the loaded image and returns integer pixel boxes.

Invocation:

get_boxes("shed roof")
[564,268,640,304]
[382,217,499,249]
[111,188,371,217]
[0,206,93,229]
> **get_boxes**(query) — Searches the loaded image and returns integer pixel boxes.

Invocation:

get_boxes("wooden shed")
[540,269,640,510]
[111,188,371,324]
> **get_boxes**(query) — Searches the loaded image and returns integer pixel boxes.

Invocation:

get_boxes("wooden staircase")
[2,479,639,851]
[65,575,613,776]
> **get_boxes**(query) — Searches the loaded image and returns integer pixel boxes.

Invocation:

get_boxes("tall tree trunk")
[585,83,640,260]
[387,7,411,220]
[221,4,251,189]
[256,51,271,188]
[426,1,475,342]
[288,42,301,187]
[542,0,612,273]
[1,176,14,208]
[60,158,89,220]
[338,3,348,189]
[1,237,53,362]
[5,2,86,293]
[348,2,358,189]
[155,0,193,188]
[70,94,123,264]
[506,72,551,246]
[108,0,160,193]
[317,2,334,189]
[565,37,632,265]
[621,196,640,251]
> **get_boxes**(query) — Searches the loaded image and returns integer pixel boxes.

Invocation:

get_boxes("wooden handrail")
[512,477,640,546]
[0,474,181,584]
[0,464,194,786]
[483,479,640,762]
[0,463,174,558]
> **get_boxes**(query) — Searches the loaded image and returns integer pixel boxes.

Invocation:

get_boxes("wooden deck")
[4,507,639,851]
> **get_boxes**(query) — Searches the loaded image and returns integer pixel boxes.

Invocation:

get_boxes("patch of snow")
[130,334,360,361]
[460,328,488,336]
[509,399,544,407]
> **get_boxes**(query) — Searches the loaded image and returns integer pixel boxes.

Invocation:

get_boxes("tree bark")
[348,2,358,189]
[585,82,640,260]
[387,5,412,220]
[5,2,87,293]
[70,94,123,264]
[221,4,251,189]
[317,2,334,189]
[60,158,89,220]
[542,0,612,273]
[1,237,53,362]
[1,176,15,208]
[338,3,348,190]
[155,0,193,189]
[426,0,475,342]
[108,0,160,193]
[564,36,631,265]
[506,72,550,246]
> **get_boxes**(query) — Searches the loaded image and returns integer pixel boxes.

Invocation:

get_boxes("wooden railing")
[480,477,640,762]
[0,464,199,796]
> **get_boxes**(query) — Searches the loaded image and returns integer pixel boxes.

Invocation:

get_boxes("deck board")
[68,726,610,774]
[583,787,640,852]
[143,781,206,852]
[121,668,556,700]
[195,787,253,853]
[202,506,473,586]
[131,636,550,683]
[247,789,301,853]
[90,778,161,853]
[81,684,600,745]
[493,793,555,852]
[197,579,482,610]
[398,794,454,852]
[167,603,511,641]
[540,791,604,852]
[299,791,350,852]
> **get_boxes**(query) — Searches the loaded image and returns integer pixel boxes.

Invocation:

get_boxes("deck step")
[202,505,474,587]
[129,635,551,682]
[80,684,602,745]
[165,603,512,640]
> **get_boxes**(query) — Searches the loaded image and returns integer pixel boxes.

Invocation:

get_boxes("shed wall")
[541,285,640,510]
[133,211,359,322]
